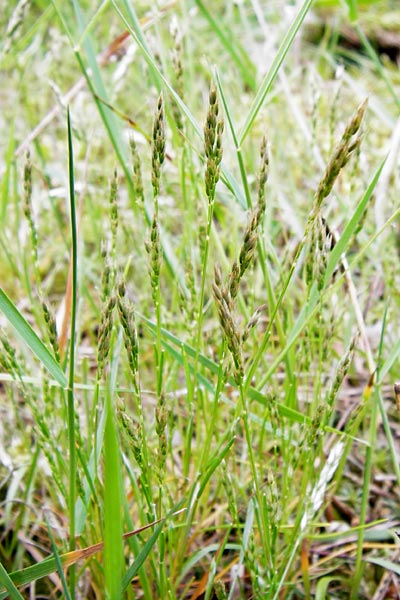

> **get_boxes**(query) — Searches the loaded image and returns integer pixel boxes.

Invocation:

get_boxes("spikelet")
[151,94,166,200]
[97,294,116,377]
[204,85,224,202]
[155,392,168,484]
[213,580,227,600]
[117,400,144,471]
[3,0,30,56]
[130,138,144,204]
[42,300,60,363]
[326,333,358,407]
[109,169,119,260]
[145,215,162,307]
[117,279,138,382]
[314,99,367,210]
[23,151,39,268]
[170,17,185,132]
[212,266,243,385]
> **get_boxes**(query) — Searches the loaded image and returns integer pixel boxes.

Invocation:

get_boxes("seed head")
[151,94,166,199]
[204,84,224,202]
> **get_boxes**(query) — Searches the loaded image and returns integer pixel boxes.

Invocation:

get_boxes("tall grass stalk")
[103,342,123,600]
[194,84,224,376]
[66,108,78,597]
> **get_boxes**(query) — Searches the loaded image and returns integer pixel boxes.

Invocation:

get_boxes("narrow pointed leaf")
[0,289,67,387]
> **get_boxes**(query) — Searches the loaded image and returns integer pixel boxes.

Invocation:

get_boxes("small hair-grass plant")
[1,2,400,600]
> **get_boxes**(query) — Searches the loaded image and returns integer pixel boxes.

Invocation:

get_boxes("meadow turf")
[0,1,400,598]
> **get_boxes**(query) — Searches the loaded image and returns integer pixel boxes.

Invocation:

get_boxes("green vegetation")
[0,1,400,598]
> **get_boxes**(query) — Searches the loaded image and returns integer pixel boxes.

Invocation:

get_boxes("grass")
[0,0,400,598]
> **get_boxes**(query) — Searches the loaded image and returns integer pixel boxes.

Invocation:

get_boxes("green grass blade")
[104,390,123,598]
[315,576,345,600]
[75,399,106,535]
[111,0,160,89]
[345,0,359,22]
[121,506,186,593]
[324,156,386,283]
[216,69,251,209]
[45,515,72,600]
[365,557,400,577]
[198,436,235,497]
[0,288,67,387]
[353,23,400,111]
[239,0,314,144]
[1,121,15,222]
[195,0,256,91]
[68,0,127,161]
[104,338,123,599]
[121,524,163,593]
[0,556,58,598]
[0,563,25,600]
[66,107,78,597]
[378,337,400,383]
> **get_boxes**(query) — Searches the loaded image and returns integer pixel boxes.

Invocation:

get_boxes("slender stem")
[244,230,308,396]
[195,198,214,357]
[354,24,400,111]
[67,108,78,597]
[351,384,377,599]
[238,380,270,564]
[200,344,225,469]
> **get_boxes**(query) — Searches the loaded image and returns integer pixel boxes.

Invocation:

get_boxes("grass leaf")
[0,288,67,387]
[104,338,123,600]
[0,563,25,600]
[195,0,256,91]
[239,0,314,144]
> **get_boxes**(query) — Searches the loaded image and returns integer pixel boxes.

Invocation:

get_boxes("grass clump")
[0,1,400,599]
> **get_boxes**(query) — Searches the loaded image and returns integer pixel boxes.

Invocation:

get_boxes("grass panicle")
[238,209,261,279]
[41,300,60,363]
[155,392,168,485]
[213,134,268,367]
[305,213,331,291]
[2,0,30,57]
[97,294,116,378]
[204,85,224,201]
[151,93,166,201]
[145,215,162,308]
[238,135,269,284]
[117,279,138,384]
[213,579,227,600]
[257,134,269,215]
[130,137,145,204]
[117,399,144,472]
[0,331,25,389]
[314,98,367,211]
[170,16,185,132]
[22,151,38,269]
[326,333,359,408]
[242,303,267,344]
[101,244,112,303]
[109,168,119,261]
[212,265,243,385]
